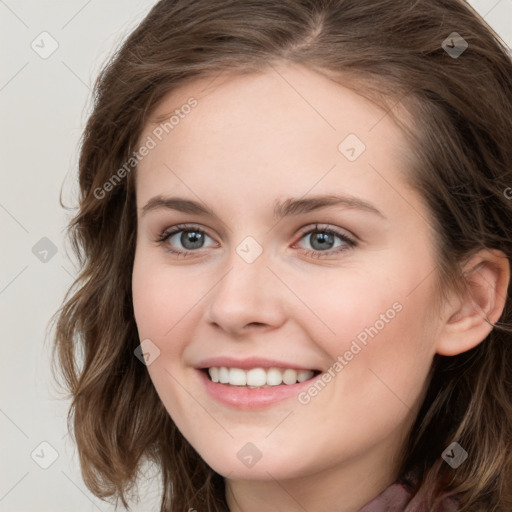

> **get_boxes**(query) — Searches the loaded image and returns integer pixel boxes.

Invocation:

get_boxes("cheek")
[132,260,198,401]
[295,260,436,400]
[132,265,169,338]
[132,251,201,334]
[289,265,402,353]
[287,274,435,458]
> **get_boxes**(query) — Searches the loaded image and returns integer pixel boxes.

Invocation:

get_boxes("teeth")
[229,368,246,386]
[207,367,316,387]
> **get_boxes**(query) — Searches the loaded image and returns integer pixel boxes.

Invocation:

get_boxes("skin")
[131,62,509,511]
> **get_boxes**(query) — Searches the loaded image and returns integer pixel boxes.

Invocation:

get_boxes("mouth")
[200,367,322,389]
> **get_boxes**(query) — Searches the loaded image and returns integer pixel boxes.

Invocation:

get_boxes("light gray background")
[1,1,511,511]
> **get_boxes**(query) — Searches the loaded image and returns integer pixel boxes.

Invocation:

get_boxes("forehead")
[141,63,406,149]
[134,62,420,221]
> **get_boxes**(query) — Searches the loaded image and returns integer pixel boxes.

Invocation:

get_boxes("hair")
[49,0,512,510]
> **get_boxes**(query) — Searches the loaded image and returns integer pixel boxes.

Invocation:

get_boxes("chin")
[199,447,309,481]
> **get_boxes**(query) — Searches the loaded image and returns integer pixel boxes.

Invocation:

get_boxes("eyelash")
[155,223,356,258]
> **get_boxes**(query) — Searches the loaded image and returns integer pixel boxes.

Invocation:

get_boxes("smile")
[197,367,324,410]
[206,367,321,388]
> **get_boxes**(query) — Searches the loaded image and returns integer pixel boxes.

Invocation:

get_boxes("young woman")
[51,0,512,510]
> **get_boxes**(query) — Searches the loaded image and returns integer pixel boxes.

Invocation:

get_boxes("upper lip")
[195,356,320,372]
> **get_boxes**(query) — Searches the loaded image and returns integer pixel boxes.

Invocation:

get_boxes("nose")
[205,245,288,335]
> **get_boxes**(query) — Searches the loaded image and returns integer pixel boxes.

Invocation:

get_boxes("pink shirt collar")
[358,483,460,511]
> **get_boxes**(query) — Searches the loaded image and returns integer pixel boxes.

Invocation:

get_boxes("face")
[132,62,442,488]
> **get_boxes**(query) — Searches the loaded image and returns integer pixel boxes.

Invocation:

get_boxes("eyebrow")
[140,194,386,220]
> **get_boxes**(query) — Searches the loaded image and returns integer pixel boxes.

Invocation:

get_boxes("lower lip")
[196,369,322,410]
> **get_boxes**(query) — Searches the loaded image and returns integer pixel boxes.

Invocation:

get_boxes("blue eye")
[156,224,216,256]
[295,224,356,257]
[156,223,356,258]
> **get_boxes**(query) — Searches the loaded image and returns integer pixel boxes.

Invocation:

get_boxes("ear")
[436,249,510,356]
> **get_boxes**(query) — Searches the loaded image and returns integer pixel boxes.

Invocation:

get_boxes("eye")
[156,224,217,257]
[294,224,356,257]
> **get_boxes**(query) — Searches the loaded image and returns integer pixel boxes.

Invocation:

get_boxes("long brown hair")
[49,0,512,510]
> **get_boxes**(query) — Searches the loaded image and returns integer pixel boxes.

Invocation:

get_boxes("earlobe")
[436,249,510,357]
